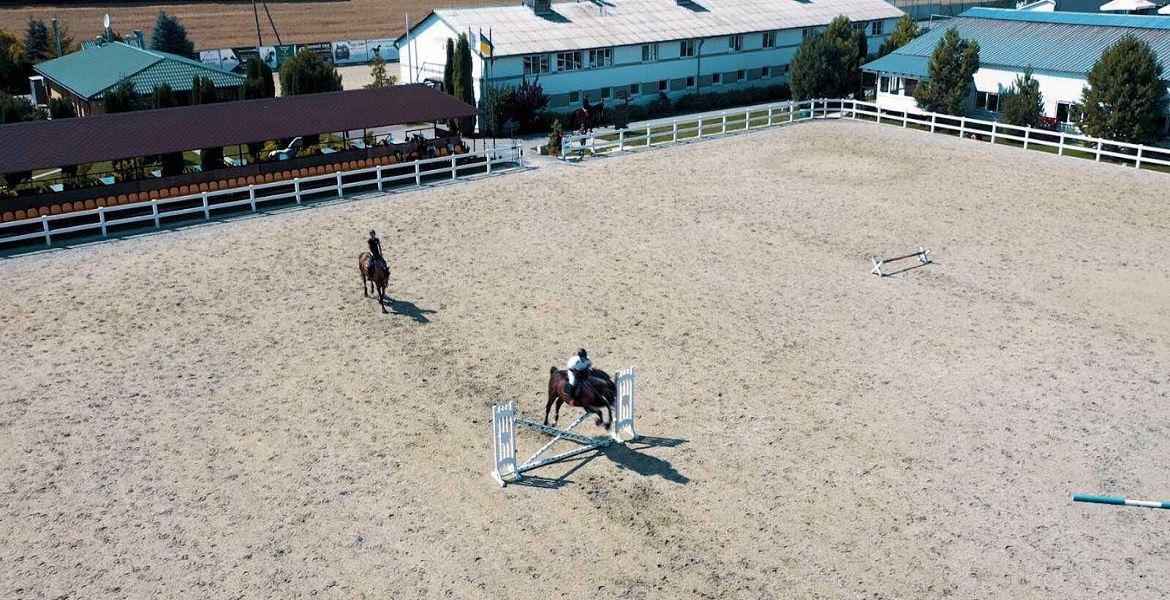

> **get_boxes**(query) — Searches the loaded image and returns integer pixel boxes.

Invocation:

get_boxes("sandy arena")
[3,119,1170,599]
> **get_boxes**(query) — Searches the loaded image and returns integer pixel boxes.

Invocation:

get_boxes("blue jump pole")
[1073,494,1170,510]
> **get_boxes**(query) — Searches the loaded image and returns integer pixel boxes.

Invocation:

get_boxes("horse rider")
[583,94,592,117]
[368,230,387,275]
[565,348,592,402]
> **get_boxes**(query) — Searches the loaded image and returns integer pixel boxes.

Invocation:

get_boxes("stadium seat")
[197,182,209,193]
[84,200,96,210]
[1,211,12,222]
[51,204,63,215]
[39,206,51,217]
[116,194,128,205]
[14,210,25,221]
[72,201,85,212]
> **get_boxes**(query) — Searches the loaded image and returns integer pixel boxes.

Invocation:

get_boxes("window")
[780,64,790,75]
[588,48,613,68]
[802,28,815,40]
[557,51,582,71]
[600,86,611,99]
[903,78,918,96]
[630,83,640,96]
[736,69,745,82]
[712,72,721,85]
[569,90,580,103]
[761,66,770,77]
[686,76,695,88]
[523,54,549,75]
[762,32,776,48]
[729,35,743,52]
[641,43,658,62]
[851,22,867,32]
[1056,102,1080,123]
[680,39,696,57]
[658,80,668,92]
[879,75,890,93]
[976,91,1000,112]
[871,20,884,36]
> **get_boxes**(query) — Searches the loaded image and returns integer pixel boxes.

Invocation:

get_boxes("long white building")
[863,8,1170,132]
[397,0,903,128]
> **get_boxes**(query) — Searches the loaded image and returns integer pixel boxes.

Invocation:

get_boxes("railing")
[560,97,1170,173]
[0,145,523,251]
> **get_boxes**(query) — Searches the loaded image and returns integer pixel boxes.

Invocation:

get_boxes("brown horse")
[359,251,389,313]
[546,367,617,429]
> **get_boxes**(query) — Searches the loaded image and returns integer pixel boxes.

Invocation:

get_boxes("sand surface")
[3,120,1170,599]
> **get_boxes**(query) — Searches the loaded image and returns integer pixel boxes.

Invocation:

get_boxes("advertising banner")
[274,44,297,68]
[230,47,262,73]
[332,40,367,65]
[199,49,223,69]
[297,42,334,64]
[366,38,399,62]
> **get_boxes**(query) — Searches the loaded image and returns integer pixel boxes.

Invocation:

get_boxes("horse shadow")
[384,296,437,323]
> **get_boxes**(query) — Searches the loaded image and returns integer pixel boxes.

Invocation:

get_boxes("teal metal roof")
[34,42,244,100]
[863,8,1170,77]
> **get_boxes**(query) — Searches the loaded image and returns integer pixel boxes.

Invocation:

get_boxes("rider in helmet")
[565,348,592,402]
[368,230,387,276]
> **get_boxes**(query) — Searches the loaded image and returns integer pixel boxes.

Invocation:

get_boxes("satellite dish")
[103,13,111,29]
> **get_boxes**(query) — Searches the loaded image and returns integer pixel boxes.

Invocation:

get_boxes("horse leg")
[379,284,388,313]
[585,404,605,427]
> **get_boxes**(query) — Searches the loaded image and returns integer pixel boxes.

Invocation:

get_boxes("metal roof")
[33,43,245,100]
[0,85,481,174]
[863,8,1170,77]
[416,0,903,57]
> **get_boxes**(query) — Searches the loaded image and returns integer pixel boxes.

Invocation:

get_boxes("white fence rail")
[0,145,523,250]
[560,98,1170,172]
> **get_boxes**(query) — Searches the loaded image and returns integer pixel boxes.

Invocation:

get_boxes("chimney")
[525,0,552,15]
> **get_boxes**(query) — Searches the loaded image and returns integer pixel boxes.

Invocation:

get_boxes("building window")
[729,35,743,52]
[736,69,745,82]
[762,32,776,48]
[686,76,695,88]
[658,79,667,92]
[879,75,890,93]
[1056,101,1080,123]
[523,54,549,75]
[903,78,918,96]
[569,90,580,103]
[630,83,640,95]
[851,22,866,33]
[642,43,658,62]
[871,20,884,36]
[712,72,721,85]
[761,66,770,77]
[588,48,613,68]
[600,86,611,99]
[680,39,696,57]
[802,28,815,40]
[557,51,582,71]
[976,91,1000,112]
[780,64,790,75]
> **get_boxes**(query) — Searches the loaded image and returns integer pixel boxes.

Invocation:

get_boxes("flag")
[479,28,493,58]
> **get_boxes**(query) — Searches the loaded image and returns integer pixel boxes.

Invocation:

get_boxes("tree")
[1076,35,1168,145]
[508,76,549,134]
[877,15,921,59]
[365,49,395,89]
[279,48,342,96]
[825,16,867,99]
[190,76,223,171]
[0,93,34,123]
[445,38,458,133]
[455,33,476,135]
[241,57,275,99]
[24,18,52,66]
[913,27,979,116]
[151,83,177,109]
[0,29,26,94]
[999,67,1044,128]
[103,80,140,114]
[48,96,76,119]
[790,31,844,100]
[150,11,195,58]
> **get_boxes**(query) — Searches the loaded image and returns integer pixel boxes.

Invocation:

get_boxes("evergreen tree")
[445,38,458,133]
[999,67,1044,128]
[877,14,922,58]
[455,33,475,135]
[103,80,139,114]
[824,16,867,99]
[790,31,844,100]
[508,76,549,134]
[0,29,26,94]
[278,49,342,96]
[1076,34,1168,145]
[24,18,52,66]
[151,83,178,109]
[48,96,75,119]
[0,93,35,123]
[913,27,979,116]
[150,11,195,58]
[241,57,276,99]
[365,49,395,88]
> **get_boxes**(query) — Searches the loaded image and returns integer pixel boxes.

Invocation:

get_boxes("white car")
[268,137,303,160]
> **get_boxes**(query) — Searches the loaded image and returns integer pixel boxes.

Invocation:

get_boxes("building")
[397,0,903,127]
[33,42,246,116]
[863,8,1170,132]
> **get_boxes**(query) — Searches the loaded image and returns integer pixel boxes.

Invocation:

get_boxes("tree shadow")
[385,296,436,323]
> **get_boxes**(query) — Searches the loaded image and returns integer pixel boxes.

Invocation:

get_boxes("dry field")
[0,0,498,50]
[3,120,1170,599]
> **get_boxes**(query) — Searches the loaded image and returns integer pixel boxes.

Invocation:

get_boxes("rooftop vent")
[526,0,553,15]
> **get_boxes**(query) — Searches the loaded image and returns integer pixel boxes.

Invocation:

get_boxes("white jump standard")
[491,367,638,487]
[871,246,931,276]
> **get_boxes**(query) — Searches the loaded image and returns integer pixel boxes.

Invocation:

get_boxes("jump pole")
[871,246,931,276]
[1073,494,1170,510]
[491,367,638,487]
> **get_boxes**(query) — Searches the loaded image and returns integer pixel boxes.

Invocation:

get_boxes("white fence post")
[618,129,625,151]
[336,173,343,198]
[450,155,458,180]
[1096,142,1103,162]
[41,216,51,247]
[768,106,774,126]
[249,186,256,211]
[789,102,795,122]
[697,118,703,139]
[202,192,210,219]
[375,168,383,191]
[485,151,492,175]
[991,122,998,144]
[414,161,421,186]
[152,201,160,228]
[721,112,727,134]
[1058,133,1066,156]
[1023,127,1030,150]
[930,114,936,133]
[959,117,966,138]
[672,122,678,143]
[98,207,107,237]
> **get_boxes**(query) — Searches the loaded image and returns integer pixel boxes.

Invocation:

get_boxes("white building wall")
[398,17,460,85]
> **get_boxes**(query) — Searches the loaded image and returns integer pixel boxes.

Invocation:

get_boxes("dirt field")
[3,120,1170,599]
[1,0,496,51]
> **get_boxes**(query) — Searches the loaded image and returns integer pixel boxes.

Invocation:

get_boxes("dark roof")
[0,85,481,174]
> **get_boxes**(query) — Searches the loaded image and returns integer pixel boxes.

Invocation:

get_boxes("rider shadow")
[385,297,437,323]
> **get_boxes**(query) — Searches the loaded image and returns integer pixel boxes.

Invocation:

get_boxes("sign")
[297,42,334,64]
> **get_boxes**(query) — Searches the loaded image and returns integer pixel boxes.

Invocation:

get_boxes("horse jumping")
[358,251,390,313]
[546,366,616,429]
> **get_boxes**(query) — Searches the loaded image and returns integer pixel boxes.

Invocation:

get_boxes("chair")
[198,182,209,193]
[53,204,66,214]
[13,210,25,221]
[264,173,274,183]
[178,185,190,196]
[96,198,107,208]
[72,201,86,212]
[127,192,140,203]
[148,189,160,200]
[208,181,219,192]
[169,187,181,198]
[117,194,129,205]
[39,207,52,217]
[1,211,12,223]
[84,200,96,210]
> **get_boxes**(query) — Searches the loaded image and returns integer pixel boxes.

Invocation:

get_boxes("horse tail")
[550,366,558,375]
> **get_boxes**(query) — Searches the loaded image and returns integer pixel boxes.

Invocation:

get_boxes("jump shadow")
[879,260,936,278]
[603,436,690,484]
[384,296,436,323]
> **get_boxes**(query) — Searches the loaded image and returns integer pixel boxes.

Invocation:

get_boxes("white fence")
[561,98,1170,172]
[0,145,523,250]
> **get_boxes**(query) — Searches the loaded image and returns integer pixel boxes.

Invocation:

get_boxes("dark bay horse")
[546,367,617,429]
[359,251,389,313]
[574,99,606,134]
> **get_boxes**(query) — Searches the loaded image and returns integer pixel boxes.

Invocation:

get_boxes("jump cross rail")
[871,246,932,276]
[1073,494,1170,510]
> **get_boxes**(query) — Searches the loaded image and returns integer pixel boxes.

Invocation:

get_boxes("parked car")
[268,137,303,160]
